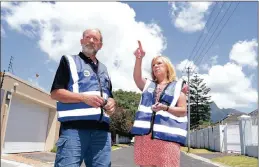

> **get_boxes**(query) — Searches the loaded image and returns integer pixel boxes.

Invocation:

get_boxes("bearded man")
[50,28,116,167]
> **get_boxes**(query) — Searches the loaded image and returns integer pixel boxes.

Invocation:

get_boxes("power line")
[193,2,232,68]
[192,2,240,73]
[182,2,220,73]
[192,55,218,73]
[191,2,233,69]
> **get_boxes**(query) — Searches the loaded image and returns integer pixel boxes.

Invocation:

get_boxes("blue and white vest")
[131,79,188,145]
[56,55,112,124]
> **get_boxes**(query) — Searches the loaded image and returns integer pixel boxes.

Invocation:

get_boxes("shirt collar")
[79,52,98,65]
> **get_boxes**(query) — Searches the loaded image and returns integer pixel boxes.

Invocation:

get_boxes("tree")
[112,89,141,121]
[110,106,133,136]
[109,89,141,139]
[189,74,211,129]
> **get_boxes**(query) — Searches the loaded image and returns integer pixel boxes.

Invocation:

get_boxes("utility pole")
[186,66,192,153]
[195,73,199,129]
[0,70,5,89]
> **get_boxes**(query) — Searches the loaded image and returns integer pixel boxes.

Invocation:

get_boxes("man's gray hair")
[82,28,103,43]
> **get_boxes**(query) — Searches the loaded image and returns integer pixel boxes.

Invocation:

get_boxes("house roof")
[1,72,50,96]
[0,71,56,109]
[214,113,245,125]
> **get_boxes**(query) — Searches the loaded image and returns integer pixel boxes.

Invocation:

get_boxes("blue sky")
[1,2,258,113]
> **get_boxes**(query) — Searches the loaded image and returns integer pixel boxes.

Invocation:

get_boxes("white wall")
[246,146,258,158]
[216,125,226,152]
[208,127,215,150]
[189,116,258,158]
[204,128,209,148]
[252,126,258,145]
[190,125,226,152]
[225,125,240,153]
[3,95,50,153]
[252,117,258,125]
[190,124,241,153]
[239,117,258,158]
[115,134,131,144]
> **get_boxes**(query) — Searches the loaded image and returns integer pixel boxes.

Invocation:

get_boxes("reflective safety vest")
[56,55,112,124]
[130,79,188,145]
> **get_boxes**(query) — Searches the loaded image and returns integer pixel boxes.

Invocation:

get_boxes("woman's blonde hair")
[151,55,177,82]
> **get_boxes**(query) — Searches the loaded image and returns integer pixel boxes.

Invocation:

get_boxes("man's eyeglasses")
[83,36,101,43]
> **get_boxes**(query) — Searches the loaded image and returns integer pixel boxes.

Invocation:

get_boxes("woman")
[131,41,187,167]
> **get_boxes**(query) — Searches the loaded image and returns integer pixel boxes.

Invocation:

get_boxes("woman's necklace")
[157,82,167,91]
[155,82,168,101]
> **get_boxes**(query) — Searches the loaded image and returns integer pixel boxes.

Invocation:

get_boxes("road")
[111,146,218,167]
[1,146,218,167]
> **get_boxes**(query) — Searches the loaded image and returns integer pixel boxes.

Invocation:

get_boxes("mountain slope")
[210,102,244,123]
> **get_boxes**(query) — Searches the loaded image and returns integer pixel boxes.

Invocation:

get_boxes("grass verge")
[112,145,121,150]
[181,147,213,154]
[51,146,57,153]
[211,155,258,167]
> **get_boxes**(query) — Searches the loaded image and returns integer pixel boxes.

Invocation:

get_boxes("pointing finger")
[138,40,143,51]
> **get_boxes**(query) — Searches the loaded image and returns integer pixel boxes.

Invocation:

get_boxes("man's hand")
[103,98,116,116]
[82,94,105,108]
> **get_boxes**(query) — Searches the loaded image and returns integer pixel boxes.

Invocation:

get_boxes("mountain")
[248,109,258,117]
[210,102,245,123]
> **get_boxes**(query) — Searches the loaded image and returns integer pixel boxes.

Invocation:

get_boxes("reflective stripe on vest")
[131,79,188,145]
[131,79,155,134]
[56,55,110,123]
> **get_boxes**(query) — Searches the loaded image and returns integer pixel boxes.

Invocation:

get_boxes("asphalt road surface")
[111,146,218,167]
[1,146,218,167]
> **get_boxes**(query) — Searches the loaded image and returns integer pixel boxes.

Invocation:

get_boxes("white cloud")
[229,39,258,68]
[201,63,209,71]
[200,63,257,108]
[176,59,199,73]
[169,2,213,33]
[201,55,218,71]
[2,2,167,92]
[211,55,218,65]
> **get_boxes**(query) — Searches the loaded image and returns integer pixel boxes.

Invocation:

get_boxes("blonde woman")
[131,41,188,167]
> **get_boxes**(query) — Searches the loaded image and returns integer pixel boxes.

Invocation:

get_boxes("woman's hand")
[151,102,167,112]
[133,40,146,91]
[134,40,145,59]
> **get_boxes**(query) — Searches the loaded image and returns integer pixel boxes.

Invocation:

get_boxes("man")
[50,28,116,167]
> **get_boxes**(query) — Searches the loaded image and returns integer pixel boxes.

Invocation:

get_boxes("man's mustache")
[84,43,95,47]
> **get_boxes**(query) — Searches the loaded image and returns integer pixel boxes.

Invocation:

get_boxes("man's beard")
[82,44,98,57]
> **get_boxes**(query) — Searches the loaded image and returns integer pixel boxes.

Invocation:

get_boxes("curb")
[112,147,122,151]
[181,151,232,167]
[112,146,130,151]
[1,159,33,167]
